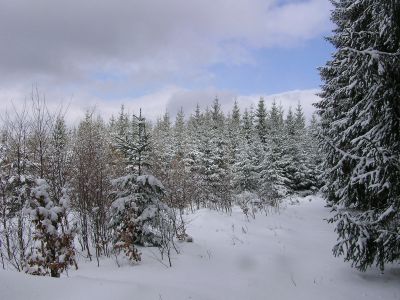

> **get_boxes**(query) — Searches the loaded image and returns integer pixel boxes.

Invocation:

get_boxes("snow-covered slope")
[1,196,399,300]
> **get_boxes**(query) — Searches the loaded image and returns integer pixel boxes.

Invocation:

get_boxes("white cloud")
[238,89,320,122]
[0,0,329,124]
[165,87,320,122]
[0,86,320,126]
[0,86,178,125]
[0,0,331,88]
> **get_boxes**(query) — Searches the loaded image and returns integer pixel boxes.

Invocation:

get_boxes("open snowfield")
[1,195,399,300]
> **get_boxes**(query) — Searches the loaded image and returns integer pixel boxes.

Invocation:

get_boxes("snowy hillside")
[1,196,399,300]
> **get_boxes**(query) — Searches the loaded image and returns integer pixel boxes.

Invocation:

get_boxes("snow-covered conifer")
[259,101,288,203]
[255,97,268,144]
[26,179,76,277]
[317,0,400,271]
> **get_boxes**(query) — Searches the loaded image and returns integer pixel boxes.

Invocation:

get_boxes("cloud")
[166,87,320,122]
[0,0,328,125]
[238,89,320,122]
[0,85,179,125]
[0,0,331,88]
[165,88,237,116]
[0,85,320,127]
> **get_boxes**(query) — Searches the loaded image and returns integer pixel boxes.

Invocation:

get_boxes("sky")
[0,0,334,123]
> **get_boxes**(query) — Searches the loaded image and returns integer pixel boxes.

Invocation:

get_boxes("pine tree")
[173,108,186,157]
[197,108,218,207]
[114,105,130,138]
[305,113,323,191]
[259,145,288,204]
[111,109,176,253]
[151,111,174,185]
[294,102,306,132]
[317,0,400,271]
[232,136,262,194]
[241,108,253,142]
[115,109,151,176]
[283,103,317,193]
[282,106,301,192]
[26,179,77,277]
[169,107,191,222]
[285,107,296,136]
[232,100,241,126]
[227,101,242,167]
[110,175,175,250]
[109,106,130,177]
[255,97,268,144]
[191,102,232,211]
[209,99,232,211]
[109,175,142,262]
[259,101,288,202]
[185,104,205,209]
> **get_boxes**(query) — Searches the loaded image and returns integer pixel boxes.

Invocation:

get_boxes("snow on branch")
[341,47,400,58]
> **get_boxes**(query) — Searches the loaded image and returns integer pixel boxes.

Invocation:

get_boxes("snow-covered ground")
[1,195,399,300]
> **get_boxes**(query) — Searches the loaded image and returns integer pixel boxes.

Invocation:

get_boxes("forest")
[0,0,399,299]
[0,94,321,275]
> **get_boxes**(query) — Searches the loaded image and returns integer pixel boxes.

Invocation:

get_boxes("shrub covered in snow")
[109,174,177,263]
[234,191,263,220]
[25,179,77,277]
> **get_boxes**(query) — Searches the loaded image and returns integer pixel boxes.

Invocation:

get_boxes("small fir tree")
[26,179,77,277]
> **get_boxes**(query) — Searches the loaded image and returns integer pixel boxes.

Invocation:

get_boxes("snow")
[1,195,399,300]
[110,196,135,212]
[137,174,165,190]
[378,205,395,222]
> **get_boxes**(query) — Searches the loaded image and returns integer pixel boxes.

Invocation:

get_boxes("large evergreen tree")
[317,0,400,271]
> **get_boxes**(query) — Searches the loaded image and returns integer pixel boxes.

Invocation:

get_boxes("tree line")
[0,91,321,277]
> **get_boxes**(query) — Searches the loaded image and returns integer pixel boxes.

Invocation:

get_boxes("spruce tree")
[283,103,316,193]
[231,100,241,126]
[109,174,143,262]
[111,109,175,253]
[173,108,186,157]
[255,97,268,144]
[317,0,400,271]
[294,102,306,132]
[164,108,194,227]
[259,101,288,203]
[282,106,301,192]
[232,135,262,194]
[241,109,253,142]
[285,107,296,136]
[151,111,174,185]
[115,109,151,176]
[227,101,242,167]
[186,105,204,209]
[26,179,77,277]
[305,114,323,191]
